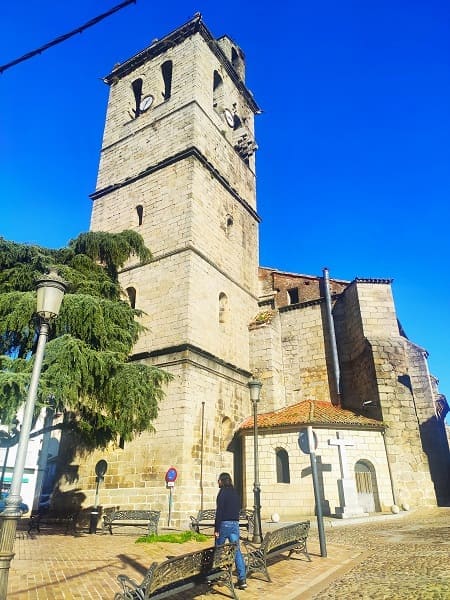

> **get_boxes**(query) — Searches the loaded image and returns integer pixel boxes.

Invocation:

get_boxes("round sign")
[298,430,318,454]
[95,459,108,477]
[165,467,178,483]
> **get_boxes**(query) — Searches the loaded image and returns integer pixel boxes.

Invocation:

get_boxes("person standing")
[214,472,247,590]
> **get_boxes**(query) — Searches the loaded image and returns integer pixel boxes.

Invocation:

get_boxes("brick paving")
[6,507,449,599]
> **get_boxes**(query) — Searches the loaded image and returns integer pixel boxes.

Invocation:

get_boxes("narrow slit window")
[161,61,173,100]
[225,214,233,237]
[213,70,223,109]
[126,287,137,309]
[219,292,228,324]
[136,205,144,226]
[131,78,143,118]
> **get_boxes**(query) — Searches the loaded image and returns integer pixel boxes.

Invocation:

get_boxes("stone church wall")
[249,314,286,412]
[405,342,450,505]
[55,16,448,528]
[280,304,331,405]
[92,158,258,364]
[250,269,351,410]
[97,34,256,205]
[330,280,440,507]
[59,351,252,529]
[242,427,394,518]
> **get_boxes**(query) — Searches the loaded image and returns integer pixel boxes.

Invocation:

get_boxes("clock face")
[224,108,235,128]
[140,95,154,112]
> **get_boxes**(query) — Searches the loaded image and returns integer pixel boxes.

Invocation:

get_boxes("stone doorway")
[355,460,380,513]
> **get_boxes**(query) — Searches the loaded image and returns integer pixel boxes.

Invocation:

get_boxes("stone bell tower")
[86,15,261,524]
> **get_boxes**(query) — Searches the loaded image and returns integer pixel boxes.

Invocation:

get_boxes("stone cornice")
[103,14,261,114]
[279,298,324,312]
[90,145,260,223]
[130,342,252,380]
[119,243,259,302]
[353,277,393,284]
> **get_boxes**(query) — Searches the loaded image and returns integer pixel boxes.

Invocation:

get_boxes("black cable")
[0,0,136,75]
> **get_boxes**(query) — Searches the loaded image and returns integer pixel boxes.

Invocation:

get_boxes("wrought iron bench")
[114,542,239,599]
[189,508,254,535]
[28,511,78,535]
[243,521,311,582]
[103,509,160,535]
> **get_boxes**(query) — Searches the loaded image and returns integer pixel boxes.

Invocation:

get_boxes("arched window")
[126,287,137,309]
[131,78,143,118]
[213,70,223,110]
[276,448,290,483]
[136,205,144,226]
[161,60,173,100]
[221,417,233,452]
[219,292,228,324]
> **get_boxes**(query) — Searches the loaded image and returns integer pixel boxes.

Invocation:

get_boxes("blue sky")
[1,1,449,415]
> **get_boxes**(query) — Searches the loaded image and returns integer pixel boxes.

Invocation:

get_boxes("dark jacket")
[215,486,241,531]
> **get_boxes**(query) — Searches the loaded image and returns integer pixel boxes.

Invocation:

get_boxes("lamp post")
[0,271,66,599]
[248,377,263,544]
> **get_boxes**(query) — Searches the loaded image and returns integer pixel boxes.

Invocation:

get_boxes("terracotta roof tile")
[238,400,382,430]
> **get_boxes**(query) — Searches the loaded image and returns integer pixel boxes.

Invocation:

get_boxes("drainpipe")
[382,430,398,507]
[200,401,205,512]
[322,267,341,405]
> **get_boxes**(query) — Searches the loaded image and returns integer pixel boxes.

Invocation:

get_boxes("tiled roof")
[238,400,382,430]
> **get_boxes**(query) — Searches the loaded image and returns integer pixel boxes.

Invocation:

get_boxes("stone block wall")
[97,33,257,200]
[369,338,437,507]
[91,160,194,256]
[259,270,347,309]
[249,314,286,412]
[60,349,252,529]
[280,304,331,405]
[339,281,437,507]
[405,342,450,504]
[241,427,394,518]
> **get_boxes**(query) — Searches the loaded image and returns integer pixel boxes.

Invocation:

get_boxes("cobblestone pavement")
[6,507,449,599]
[308,507,450,600]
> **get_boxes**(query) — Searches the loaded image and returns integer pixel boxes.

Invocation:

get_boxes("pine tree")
[0,231,171,448]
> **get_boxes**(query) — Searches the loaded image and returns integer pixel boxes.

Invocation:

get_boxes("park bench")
[243,521,311,582]
[189,508,254,536]
[114,542,239,599]
[28,511,78,535]
[103,509,160,535]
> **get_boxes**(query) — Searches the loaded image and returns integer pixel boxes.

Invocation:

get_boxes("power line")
[0,0,136,75]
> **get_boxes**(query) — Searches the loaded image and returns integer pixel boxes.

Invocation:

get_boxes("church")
[54,14,449,526]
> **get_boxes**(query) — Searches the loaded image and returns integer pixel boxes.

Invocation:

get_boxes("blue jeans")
[216,520,246,580]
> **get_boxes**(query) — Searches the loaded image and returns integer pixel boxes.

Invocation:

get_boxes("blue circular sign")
[298,430,318,454]
[165,467,178,483]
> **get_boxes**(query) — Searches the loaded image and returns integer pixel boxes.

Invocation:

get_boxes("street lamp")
[0,270,66,599]
[248,377,263,544]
